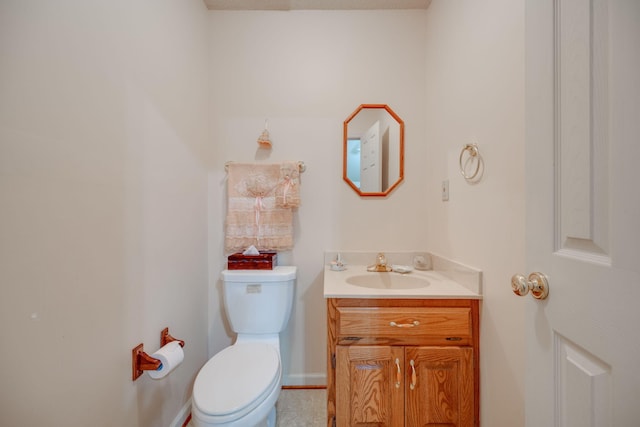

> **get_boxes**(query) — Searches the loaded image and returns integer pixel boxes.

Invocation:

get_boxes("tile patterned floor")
[187,388,326,427]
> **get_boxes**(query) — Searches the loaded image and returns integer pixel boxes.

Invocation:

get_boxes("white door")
[359,120,381,192]
[525,0,640,426]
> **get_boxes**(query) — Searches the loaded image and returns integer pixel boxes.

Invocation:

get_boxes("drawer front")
[337,307,472,339]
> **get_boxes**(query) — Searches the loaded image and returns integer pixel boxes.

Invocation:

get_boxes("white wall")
[0,2,527,426]
[424,1,526,426]
[207,6,527,425]
[207,10,430,385]
[0,1,210,426]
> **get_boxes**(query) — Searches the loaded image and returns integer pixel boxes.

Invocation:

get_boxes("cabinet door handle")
[394,358,401,389]
[409,359,417,390]
[389,320,420,328]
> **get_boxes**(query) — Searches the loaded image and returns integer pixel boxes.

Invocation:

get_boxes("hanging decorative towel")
[276,161,301,208]
[225,163,297,252]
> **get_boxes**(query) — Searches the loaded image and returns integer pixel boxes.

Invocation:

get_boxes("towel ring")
[459,144,481,180]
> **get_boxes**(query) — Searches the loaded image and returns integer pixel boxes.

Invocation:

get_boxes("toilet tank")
[221,266,296,334]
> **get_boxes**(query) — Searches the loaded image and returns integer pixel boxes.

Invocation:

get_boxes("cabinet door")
[336,345,404,427]
[405,347,474,427]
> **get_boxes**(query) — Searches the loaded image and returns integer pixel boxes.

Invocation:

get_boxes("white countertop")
[323,265,483,299]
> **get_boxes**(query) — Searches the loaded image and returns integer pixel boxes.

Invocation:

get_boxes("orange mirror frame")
[343,104,405,197]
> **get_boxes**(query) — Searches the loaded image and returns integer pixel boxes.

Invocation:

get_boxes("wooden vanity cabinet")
[326,298,480,427]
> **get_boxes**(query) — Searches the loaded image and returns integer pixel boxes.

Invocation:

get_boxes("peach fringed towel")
[276,162,301,208]
[225,162,301,252]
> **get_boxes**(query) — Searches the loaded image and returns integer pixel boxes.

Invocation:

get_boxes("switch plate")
[442,180,449,201]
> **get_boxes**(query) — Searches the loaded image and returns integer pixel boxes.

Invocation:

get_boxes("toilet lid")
[193,343,280,418]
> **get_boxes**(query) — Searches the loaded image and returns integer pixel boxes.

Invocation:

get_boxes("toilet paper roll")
[147,341,184,380]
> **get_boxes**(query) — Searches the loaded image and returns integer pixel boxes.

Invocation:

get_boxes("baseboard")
[283,373,327,386]
[282,384,326,389]
[170,398,192,427]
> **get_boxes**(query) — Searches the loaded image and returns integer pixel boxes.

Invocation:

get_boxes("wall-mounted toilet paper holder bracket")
[161,327,185,348]
[131,328,185,381]
[132,343,162,381]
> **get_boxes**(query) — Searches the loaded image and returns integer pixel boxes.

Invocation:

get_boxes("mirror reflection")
[343,104,404,197]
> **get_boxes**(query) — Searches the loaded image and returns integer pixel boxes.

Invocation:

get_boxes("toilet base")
[191,380,281,427]
[192,405,276,427]
[248,406,276,427]
[266,406,276,427]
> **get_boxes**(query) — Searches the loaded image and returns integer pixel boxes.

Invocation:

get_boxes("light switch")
[442,180,449,201]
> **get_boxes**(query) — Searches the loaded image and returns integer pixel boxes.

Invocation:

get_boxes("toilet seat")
[192,342,280,423]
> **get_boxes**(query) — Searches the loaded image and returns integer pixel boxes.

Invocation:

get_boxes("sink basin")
[346,273,430,290]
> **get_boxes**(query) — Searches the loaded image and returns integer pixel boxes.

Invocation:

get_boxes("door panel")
[556,0,610,260]
[359,120,381,193]
[556,335,611,427]
[525,0,640,426]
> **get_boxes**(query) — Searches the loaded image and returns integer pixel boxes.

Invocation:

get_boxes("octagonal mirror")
[343,104,404,197]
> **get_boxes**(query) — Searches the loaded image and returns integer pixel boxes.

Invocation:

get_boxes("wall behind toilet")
[207,3,527,426]
[207,10,430,385]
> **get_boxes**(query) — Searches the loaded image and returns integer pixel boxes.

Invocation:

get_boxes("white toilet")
[191,266,296,427]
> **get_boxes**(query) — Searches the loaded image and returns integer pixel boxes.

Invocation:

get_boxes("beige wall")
[0,1,526,426]
[208,2,526,425]
[0,1,210,426]
[207,9,431,385]
[423,1,526,425]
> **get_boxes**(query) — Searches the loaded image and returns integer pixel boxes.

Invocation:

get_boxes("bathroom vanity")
[324,253,482,427]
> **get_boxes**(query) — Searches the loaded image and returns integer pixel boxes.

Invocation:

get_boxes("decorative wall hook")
[257,119,272,148]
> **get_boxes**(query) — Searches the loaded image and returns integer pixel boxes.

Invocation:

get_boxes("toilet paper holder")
[161,327,185,348]
[132,327,185,381]
[132,343,161,381]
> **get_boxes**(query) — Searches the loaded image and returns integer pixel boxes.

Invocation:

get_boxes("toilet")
[191,266,296,427]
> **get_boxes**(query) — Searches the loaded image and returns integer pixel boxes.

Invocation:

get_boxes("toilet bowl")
[192,342,281,427]
[191,266,296,427]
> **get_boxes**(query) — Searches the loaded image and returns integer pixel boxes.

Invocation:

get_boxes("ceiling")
[203,0,432,10]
